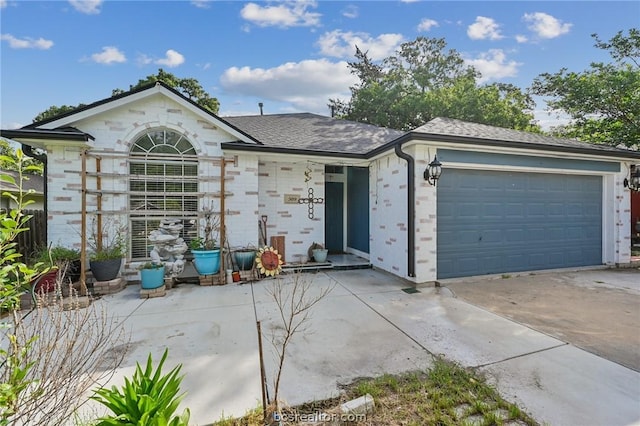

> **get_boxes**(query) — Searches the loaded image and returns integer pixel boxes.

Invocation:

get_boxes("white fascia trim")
[12,138,92,150]
[225,149,371,166]
[37,85,258,145]
[408,139,637,164]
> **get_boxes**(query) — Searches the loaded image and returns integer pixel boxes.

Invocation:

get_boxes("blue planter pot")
[140,266,165,289]
[234,250,256,271]
[192,249,221,276]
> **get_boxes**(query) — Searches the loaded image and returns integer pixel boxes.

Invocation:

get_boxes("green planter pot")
[192,249,221,276]
[140,266,165,289]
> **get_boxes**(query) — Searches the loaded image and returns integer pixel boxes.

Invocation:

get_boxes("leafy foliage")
[32,105,82,123]
[0,150,44,310]
[87,217,127,261]
[329,37,537,132]
[0,139,43,175]
[33,69,220,123]
[0,151,44,424]
[531,29,640,147]
[92,349,190,426]
[114,68,220,114]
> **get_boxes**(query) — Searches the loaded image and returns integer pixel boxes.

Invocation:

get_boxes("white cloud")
[317,30,404,60]
[467,16,503,40]
[137,54,152,66]
[523,12,572,39]
[0,1,7,9]
[465,49,521,83]
[191,0,211,9]
[417,18,438,32]
[68,0,102,15]
[1,34,54,49]
[155,49,185,68]
[91,46,126,64]
[240,1,321,28]
[342,5,358,19]
[515,34,528,43]
[220,59,358,112]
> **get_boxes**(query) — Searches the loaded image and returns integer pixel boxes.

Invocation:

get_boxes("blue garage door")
[437,170,602,279]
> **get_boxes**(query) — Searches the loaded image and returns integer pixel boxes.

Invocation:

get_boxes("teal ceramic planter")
[140,266,165,289]
[192,249,221,276]
[234,250,256,271]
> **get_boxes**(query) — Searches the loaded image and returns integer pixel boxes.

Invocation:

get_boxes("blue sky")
[1,0,638,130]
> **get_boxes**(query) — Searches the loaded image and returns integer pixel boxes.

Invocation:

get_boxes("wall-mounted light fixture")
[423,155,442,186]
[624,165,640,192]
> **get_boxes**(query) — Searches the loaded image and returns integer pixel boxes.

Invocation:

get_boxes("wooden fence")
[1,209,46,264]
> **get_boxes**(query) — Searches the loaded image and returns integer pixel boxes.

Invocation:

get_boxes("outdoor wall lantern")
[624,165,640,192]
[424,155,442,186]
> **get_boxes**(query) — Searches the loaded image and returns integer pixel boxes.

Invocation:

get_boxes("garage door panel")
[437,170,602,279]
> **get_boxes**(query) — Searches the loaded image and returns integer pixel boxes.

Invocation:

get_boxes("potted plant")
[48,245,82,284]
[308,242,328,263]
[139,262,165,289]
[88,218,127,282]
[31,246,59,294]
[190,205,221,276]
[233,245,257,271]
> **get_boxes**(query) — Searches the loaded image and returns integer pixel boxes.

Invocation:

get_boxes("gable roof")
[20,81,261,145]
[222,113,404,157]
[399,117,640,160]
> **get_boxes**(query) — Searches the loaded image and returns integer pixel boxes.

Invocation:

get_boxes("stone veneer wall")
[258,161,325,263]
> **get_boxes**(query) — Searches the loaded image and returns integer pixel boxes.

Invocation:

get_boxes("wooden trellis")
[78,150,235,293]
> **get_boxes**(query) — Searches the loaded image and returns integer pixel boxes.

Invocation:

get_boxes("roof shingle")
[224,113,404,155]
[414,117,637,156]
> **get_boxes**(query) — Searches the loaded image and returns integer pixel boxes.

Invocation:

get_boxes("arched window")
[129,129,198,259]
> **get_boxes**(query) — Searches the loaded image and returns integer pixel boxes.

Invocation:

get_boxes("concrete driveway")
[83,268,640,426]
[445,268,640,372]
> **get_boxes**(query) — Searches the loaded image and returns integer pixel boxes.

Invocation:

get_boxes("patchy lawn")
[214,358,538,425]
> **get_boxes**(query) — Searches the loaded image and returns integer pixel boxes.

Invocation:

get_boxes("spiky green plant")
[91,349,190,426]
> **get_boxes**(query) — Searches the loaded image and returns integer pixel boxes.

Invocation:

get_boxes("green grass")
[213,358,538,425]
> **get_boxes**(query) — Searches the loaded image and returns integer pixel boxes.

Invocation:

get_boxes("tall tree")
[113,69,220,114]
[32,105,81,123]
[531,29,640,147]
[330,37,537,132]
[34,69,219,122]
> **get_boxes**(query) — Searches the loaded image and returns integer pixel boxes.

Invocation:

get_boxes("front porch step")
[282,261,333,273]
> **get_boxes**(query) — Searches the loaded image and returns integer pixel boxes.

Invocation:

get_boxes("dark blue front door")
[347,167,370,254]
[325,182,344,253]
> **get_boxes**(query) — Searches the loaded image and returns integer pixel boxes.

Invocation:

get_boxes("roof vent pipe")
[394,141,416,278]
[258,102,264,115]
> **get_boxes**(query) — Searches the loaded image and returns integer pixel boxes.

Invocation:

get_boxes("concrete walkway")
[90,269,640,426]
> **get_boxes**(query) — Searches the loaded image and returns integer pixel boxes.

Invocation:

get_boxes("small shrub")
[91,349,190,426]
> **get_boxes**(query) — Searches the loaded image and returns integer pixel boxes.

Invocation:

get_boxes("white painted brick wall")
[225,154,260,249]
[258,161,324,262]
[614,165,632,264]
[369,153,411,280]
[413,145,438,282]
[44,95,257,279]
